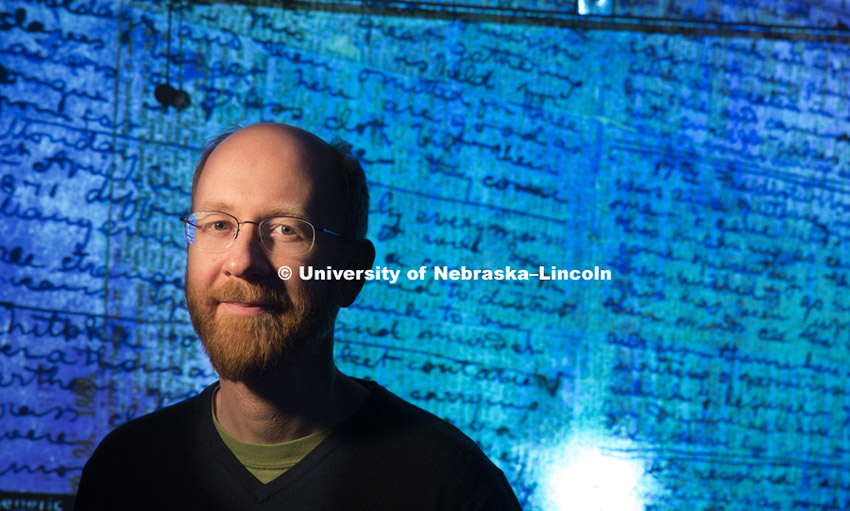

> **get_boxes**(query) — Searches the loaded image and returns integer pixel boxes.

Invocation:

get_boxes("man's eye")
[275,224,297,236]
[201,221,233,233]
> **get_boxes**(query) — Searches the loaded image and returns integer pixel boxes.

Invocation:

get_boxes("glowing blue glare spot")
[545,447,645,511]
[578,0,613,15]
[186,214,196,245]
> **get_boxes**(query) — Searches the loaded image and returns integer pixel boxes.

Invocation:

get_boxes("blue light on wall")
[1,1,850,509]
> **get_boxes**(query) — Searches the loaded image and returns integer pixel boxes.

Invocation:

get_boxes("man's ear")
[338,239,376,308]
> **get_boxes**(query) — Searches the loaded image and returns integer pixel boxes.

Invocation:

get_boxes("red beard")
[186,276,336,382]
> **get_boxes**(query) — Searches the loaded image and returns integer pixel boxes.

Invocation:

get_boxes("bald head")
[191,123,369,240]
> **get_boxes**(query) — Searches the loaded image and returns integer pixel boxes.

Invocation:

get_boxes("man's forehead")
[193,124,343,223]
[208,123,333,169]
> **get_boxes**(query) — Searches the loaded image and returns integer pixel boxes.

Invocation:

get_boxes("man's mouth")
[218,301,276,315]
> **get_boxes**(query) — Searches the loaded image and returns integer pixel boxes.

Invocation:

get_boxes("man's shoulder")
[342,382,503,477]
[326,381,522,509]
[89,384,210,457]
[73,385,217,510]
[355,382,483,451]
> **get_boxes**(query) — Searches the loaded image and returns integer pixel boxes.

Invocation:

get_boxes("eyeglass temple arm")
[316,227,351,241]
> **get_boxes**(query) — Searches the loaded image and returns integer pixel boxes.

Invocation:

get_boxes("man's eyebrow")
[264,207,309,219]
[195,200,232,212]
[195,201,308,218]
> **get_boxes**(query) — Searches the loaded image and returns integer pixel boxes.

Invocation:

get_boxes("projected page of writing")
[1,1,849,510]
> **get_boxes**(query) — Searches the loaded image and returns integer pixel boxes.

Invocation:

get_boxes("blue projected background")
[2,1,850,509]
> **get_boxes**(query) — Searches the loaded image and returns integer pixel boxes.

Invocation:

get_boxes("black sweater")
[73,381,522,510]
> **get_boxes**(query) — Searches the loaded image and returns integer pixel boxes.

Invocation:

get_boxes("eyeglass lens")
[185,211,316,255]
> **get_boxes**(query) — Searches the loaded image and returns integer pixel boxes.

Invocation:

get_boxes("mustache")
[209,280,291,310]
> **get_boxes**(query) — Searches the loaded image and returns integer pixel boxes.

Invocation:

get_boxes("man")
[74,123,522,510]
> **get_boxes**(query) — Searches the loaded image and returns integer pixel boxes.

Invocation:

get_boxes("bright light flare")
[545,447,645,511]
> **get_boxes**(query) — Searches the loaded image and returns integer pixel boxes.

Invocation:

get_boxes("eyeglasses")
[180,211,347,256]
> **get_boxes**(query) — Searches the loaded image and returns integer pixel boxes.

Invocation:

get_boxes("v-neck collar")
[195,380,379,503]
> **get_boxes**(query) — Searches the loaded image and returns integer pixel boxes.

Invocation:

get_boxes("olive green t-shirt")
[212,388,331,484]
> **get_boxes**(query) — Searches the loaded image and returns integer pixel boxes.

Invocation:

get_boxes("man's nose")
[223,223,272,278]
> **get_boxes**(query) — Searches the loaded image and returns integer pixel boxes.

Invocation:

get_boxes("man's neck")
[215,366,368,444]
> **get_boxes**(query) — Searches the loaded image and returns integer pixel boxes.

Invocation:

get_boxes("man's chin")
[201,321,289,378]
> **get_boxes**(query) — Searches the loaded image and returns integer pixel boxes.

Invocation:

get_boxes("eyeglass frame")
[180,210,350,256]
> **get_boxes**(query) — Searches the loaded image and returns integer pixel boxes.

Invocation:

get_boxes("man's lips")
[218,301,276,315]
